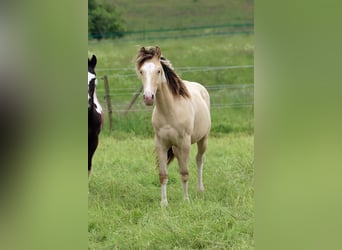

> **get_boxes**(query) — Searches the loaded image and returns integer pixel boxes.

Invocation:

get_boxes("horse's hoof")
[160,200,168,207]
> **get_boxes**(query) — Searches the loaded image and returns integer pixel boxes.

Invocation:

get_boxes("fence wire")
[96,65,254,79]
[94,64,253,113]
[97,83,254,113]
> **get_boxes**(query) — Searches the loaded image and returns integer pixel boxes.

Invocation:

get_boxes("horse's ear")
[89,54,97,68]
[155,46,161,58]
[139,47,146,53]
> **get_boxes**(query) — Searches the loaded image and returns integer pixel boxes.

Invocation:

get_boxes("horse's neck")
[155,81,176,114]
[92,90,103,113]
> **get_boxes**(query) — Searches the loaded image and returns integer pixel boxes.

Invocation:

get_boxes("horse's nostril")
[152,94,154,100]
[143,94,146,99]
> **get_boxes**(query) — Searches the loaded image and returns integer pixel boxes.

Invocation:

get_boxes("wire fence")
[89,22,254,41]
[96,65,254,79]
[93,64,254,131]
[96,81,254,113]
[93,64,254,115]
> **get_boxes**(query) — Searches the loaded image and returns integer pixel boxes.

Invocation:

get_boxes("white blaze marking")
[88,72,102,114]
[141,62,156,96]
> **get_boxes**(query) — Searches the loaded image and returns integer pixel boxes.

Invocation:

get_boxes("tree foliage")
[88,0,126,40]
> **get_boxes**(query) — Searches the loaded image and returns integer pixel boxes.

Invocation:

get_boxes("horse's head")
[88,55,97,109]
[136,46,165,106]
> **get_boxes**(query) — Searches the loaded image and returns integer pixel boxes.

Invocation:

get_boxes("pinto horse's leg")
[196,135,208,192]
[173,137,191,202]
[88,134,99,178]
[88,150,93,178]
[155,136,169,206]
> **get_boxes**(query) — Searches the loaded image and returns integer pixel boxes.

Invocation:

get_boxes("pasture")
[108,0,253,31]
[88,134,254,249]
[89,34,254,137]
[88,33,254,248]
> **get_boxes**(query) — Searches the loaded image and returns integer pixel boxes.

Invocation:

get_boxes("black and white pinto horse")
[88,55,104,177]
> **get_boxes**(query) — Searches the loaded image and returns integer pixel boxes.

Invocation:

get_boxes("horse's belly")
[191,107,211,143]
[191,125,210,144]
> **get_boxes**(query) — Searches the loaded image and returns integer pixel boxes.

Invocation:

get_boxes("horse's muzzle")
[143,93,154,106]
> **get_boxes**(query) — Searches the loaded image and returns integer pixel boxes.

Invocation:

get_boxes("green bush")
[88,0,126,40]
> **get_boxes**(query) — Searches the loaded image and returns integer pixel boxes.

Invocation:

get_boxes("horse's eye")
[140,70,143,75]
[157,70,161,74]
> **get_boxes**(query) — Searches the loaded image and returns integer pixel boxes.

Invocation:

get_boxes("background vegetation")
[89,34,254,138]
[88,0,126,39]
[88,0,253,40]
[88,0,254,249]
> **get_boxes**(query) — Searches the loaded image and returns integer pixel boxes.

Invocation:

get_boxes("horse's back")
[184,81,211,143]
[185,81,210,107]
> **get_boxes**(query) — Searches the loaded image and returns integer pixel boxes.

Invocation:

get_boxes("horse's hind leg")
[88,145,95,178]
[196,135,208,192]
[88,134,99,178]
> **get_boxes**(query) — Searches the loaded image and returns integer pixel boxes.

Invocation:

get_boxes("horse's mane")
[136,46,190,98]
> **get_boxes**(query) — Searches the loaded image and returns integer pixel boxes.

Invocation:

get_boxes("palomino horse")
[88,55,104,177]
[136,46,211,206]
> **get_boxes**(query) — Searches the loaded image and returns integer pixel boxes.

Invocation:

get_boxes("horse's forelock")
[136,46,162,69]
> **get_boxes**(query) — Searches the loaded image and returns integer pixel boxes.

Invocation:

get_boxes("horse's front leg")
[155,136,169,207]
[173,136,191,202]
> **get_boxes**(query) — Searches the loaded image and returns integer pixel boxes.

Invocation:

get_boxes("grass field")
[108,0,253,31]
[89,1,254,248]
[88,33,254,249]
[89,34,254,137]
[88,133,254,249]
[88,34,254,249]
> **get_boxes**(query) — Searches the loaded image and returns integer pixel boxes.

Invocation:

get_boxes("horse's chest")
[156,125,179,140]
[153,120,192,144]
[152,106,194,142]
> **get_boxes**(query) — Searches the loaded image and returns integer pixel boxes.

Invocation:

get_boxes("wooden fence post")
[103,75,113,131]
[124,86,143,114]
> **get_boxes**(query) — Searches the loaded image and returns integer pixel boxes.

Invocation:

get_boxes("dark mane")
[160,57,190,98]
[136,46,190,98]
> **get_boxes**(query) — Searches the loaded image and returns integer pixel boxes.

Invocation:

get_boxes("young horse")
[88,55,104,177]
[136,46,211,206]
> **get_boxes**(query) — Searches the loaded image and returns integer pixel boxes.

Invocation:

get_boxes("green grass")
[88,34,254,84]
[88,133,254,249]
[107,0,253,31]
[89,3,254,248]
[89,34,254,136]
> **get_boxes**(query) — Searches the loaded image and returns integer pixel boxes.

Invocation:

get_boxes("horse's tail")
[167,147,175,165]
